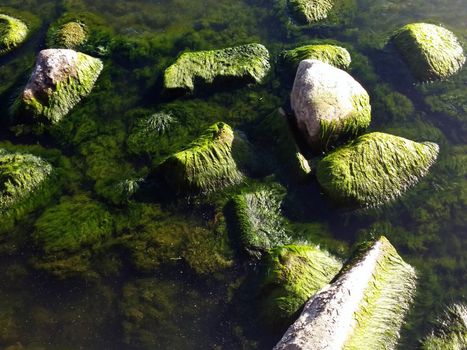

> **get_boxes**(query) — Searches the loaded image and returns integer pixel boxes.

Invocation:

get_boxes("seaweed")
[280,44,351,71]
[0,13,28,55]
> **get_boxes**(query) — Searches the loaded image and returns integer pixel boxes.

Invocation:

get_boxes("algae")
[316,132,439,207]
[0,14,28,55]
[391,23,466,81]
[164,43,270,92]
[281,44,351,71]
[287,0,334,24]
[47,21,88,49]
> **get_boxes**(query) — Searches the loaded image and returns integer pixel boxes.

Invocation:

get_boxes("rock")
[14,49,103,125]
[157,122,251,194]
[316,132,439,207]
[274,236,416,350]
[392,23,465,81]
[164,43,270,92]
[422,303,467,350]
[287,0,334,24]
[260,245,342,328]
[281,44,351,71]
[47,21,88,49]
[0,149,55,233]
[291,59,371,153]
[229,184,291,257]
[0,14,28,55]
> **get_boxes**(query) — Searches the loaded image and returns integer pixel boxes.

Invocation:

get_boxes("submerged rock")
[275,236,416,350]
[291,59,371,153]
[287,0,334,24]
[260,245,342,328]
[316,132,439,207]
[229,184,291,257]
[281,44,351,71]
[422,303,467,350]
[0,14,28,55]
[0,149,55,233]
[392,23,465,81]
[47,21,88,49]
[157,122,251,194]
[164,43,270,92]
[14,49,103,125]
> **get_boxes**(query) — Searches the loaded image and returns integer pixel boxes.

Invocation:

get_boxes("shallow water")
[0,0,466,349]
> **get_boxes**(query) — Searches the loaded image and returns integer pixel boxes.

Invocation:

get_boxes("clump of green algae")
[0,13,28,55]
[47,21,88,49]
[287,0,334,24]
[280,44,351,71]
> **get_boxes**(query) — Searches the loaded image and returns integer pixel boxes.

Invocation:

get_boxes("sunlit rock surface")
[0,14,28,55]
[14,49,103,124]
[164,43,270,92]
[316,132,439,207]
[291,59,371,152]
[275,236,416,350]
[392,23,465,81]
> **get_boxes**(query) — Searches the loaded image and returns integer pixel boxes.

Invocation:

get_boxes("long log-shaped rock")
[274,236,416,350]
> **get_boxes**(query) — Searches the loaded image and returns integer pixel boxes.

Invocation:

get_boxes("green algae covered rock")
[291,59,371,153]
[14,49,103,125]
[47,21,88,49]
[229,184,291,257]
[316,132,439,207]
[275,236,417,350]
[0,149,55,233]
[0,14,28,55]
[260,245,342,327]
[281,44,351,71]
[164,43,270,92]
[422,303,467,350]
[287,0,334,24]
[392,23,466,81]
[157,122,251,194]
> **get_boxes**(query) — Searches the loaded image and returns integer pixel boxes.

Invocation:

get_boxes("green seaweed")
[316,132,439,207]
[157,122,251,194]
[280,44,351,71]
[47,21,88,49]
[260,244,342,328]
[391,23,466,81]
[287,0,334,24]
[164,43,271,92]
[0,13,28,55]
[422,303,467,350]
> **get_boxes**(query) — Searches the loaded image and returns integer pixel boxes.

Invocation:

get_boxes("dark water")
[0,0,466,349]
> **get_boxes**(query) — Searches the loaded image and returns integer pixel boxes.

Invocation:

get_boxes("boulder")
[316,132,439,207]
[281,44,351,71]
[14,49,103,125]
[291,59,371,152]
[287,0,334,24]
[392,23,465,81]
[47,21,88,49]
[275,236,416,350]
[157,122,251,194]
[260,245,342,328]
[422,303,467,350]
[0,149,55,233]
[0,14,28,55]
[164,43,270,92]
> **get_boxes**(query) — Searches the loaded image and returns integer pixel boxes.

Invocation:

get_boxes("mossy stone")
[0,149,55,233]
[392,23,466,81]
[275,237,417,350]
[281,44,351,71]
[48,21,88,49]
[287,0,334,24]
[260,245,342,328]
[157,122,250,194]
[316,132,439,207]
[164,43,270,92]
[0,14,28,55]
[422,303,467,350]
[229,184,291,257]
[14,49,103,125]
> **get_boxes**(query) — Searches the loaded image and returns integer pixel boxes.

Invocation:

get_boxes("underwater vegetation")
[391,23,466,81]
[316,132,439,207]
[47,21,88,49]
[287,0,334,25]
[164,43,271,92]
[275,236,417,350]
[0,13,28,55]
[280,44,351,71]
[13,49,103,126]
